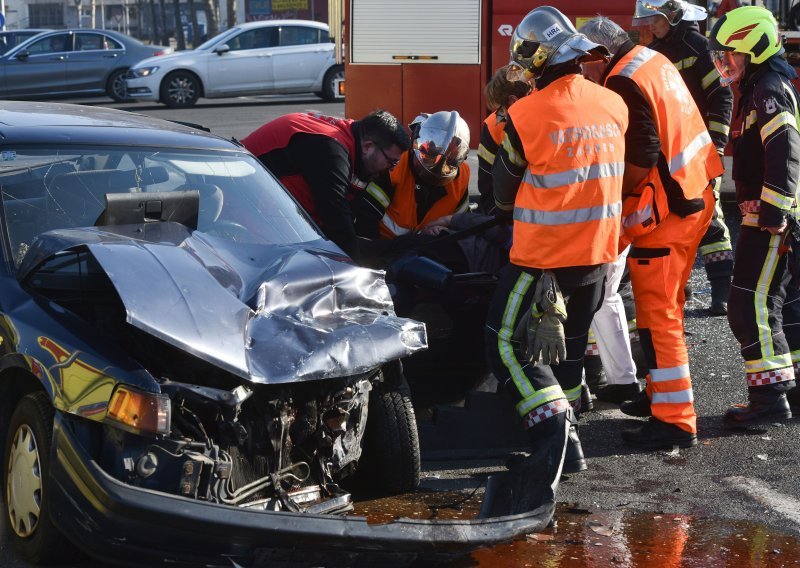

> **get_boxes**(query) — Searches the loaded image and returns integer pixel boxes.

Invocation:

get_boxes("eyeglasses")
[376,144,400,168]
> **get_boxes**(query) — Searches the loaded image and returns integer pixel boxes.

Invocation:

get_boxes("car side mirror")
[214,44,230,55]
[15,50,29,61]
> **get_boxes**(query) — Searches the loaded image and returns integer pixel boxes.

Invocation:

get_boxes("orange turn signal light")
[106,386,171,435]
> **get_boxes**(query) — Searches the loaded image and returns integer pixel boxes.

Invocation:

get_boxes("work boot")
[723,392,792,428]
[620,388,652,417]
[584,354,607,392]
[478,410,569,518]
[710,276,731,316]
[621,417,697,449]
[684,282,693,300]
[596,382,642,404]
[580,381,594,412]
[562,424,587,474]
[787,387,800,414]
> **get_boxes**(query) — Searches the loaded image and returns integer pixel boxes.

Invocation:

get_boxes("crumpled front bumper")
[49,414,553,567]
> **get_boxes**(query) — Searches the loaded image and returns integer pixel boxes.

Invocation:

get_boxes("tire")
[106,68,131,102]
[320,64,344,101]
[3,392,75,564]
[160,71,201,108]
[357,364,420,495]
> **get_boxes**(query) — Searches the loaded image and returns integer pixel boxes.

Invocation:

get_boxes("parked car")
[0,101,553,566]
[0,28,172,102]
[126,20,345,108]
[0,29,49,55]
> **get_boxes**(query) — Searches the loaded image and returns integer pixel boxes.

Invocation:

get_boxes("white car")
[126,20,343,108]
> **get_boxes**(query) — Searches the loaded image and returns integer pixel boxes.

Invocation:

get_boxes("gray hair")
[578,17,630,56]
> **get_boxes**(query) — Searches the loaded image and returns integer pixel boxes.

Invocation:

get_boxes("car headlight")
[106,385,171,435]
[131,66,159,78]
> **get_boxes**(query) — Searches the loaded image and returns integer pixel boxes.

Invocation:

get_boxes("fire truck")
[331,0,800,146]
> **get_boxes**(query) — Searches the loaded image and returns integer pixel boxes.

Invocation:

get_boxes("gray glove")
[512,271,567,365]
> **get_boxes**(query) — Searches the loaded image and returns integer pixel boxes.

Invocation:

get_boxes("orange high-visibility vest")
[379,151,469,239]
[507,73,628,269]
[606,45,723,207]
[484,113,505,146]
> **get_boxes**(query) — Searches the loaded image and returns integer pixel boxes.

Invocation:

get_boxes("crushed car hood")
[19,223,427,384]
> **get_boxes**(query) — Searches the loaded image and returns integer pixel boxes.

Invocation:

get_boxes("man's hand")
[763,219,788,235]
[419,215,453,236]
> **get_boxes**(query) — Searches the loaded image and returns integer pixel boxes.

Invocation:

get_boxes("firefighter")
[353,111,471,242]
[242,110,411,262]
[581,17,722,448]
[709,6,800,426]
[477,66,533,215]
[635,0,735,316]
[485,5,627,484]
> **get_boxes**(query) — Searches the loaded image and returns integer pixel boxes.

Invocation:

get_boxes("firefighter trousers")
[698,180,734,280]
[627,188,714,434]
[485,263,605,427]
[727,227,800,393]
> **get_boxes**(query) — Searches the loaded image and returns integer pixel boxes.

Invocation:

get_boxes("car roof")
[0,101,240,150]
[233,19,329,31]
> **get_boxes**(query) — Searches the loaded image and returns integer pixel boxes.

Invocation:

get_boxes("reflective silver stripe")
[651,390,694,404]
[622,203,653,228]
[523,162,625,189]
[617,47,658,78]
[650,364,690,382]
[380,213,410,236]
[514,201,621,226]
[669,130,712,175]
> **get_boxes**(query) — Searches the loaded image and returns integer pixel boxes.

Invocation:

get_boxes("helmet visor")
[711,50,742,87]
[413,126,469,180]
[632,0,681,25]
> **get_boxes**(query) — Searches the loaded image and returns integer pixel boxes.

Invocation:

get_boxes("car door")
[271,26,332,90]
[0,33,71,98]
[66,32,125,95]
[203,26,276,96]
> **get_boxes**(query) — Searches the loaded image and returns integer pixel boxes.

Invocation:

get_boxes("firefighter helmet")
[508,6,608,81]
[632,0,707,27]
[709,5,782,65]
[410,111,470,186]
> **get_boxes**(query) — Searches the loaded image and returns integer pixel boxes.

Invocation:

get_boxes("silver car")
[0,28,172,101]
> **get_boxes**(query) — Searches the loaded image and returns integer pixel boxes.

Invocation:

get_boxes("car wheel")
[107,68,131,102]
[320,64,344,101]
[357,362,420,495]
[3,392,74,564]
[161,71,201,108]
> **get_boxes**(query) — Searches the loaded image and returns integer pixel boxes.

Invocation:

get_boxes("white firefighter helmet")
[633,0,707,26]
[410,111,470,186]
[508,6,609,81]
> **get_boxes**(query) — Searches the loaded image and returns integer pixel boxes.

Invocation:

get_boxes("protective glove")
[512,271,567,365]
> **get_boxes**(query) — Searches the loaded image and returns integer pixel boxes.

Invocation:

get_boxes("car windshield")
[0,145,321,267]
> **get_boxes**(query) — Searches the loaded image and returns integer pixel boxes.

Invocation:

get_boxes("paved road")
[2,96,798,566]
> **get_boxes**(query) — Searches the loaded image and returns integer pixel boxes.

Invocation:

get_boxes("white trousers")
[591,247,637,385]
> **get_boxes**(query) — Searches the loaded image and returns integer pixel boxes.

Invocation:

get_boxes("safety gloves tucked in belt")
[514,271,568,366]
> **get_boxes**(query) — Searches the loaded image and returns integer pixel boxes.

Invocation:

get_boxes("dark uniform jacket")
[649,20,733,151]
[732,56,800,229]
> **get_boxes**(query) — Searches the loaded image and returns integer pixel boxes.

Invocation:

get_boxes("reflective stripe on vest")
[514,201,621,226]
[523,161,624,189]
[606,45,723,202]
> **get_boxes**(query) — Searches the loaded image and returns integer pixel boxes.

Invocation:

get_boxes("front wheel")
[357,363,420,495]
[3,392,74,564]
[320,65,344,101]
[160,71,201,108]
[107,68,131,102]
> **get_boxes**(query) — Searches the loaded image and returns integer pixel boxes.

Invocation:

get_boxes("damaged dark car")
[0,102,553,567]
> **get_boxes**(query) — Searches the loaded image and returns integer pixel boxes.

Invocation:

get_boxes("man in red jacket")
[243,110,411,261]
